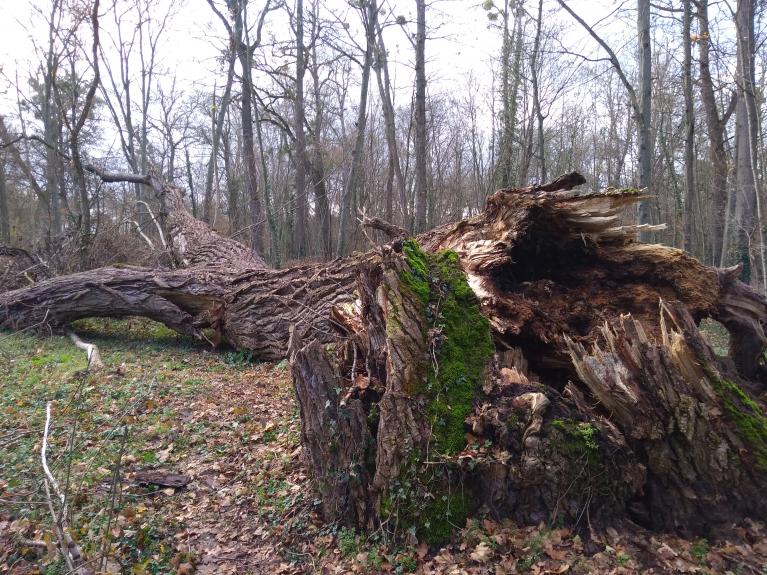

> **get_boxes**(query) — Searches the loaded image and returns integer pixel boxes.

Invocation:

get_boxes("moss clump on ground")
[550,418,600,463]
[383,240,494,544]
[380,466,474,546]
[418,483,473,544]
[712,377,767,470]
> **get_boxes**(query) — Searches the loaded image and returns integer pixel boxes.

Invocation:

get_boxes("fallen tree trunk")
[1,172,766,541]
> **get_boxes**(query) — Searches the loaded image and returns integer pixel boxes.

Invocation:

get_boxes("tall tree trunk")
[375,22,408,228]
[385,155,394,223]
[682,0,697,256]
[42,0,61,238]
[185,147,197,218]
[637,0,653,237]
[254,102,280,267]
[0,154,10,244]
[204,55,236,224]
[413,0,428,232]
[494,0,522,189]
[698,0,730,267]
[530,0,546,183]
[308,28,331,260]
[337,0,377,256]
[734,0,758,284]
[293,0,308,258]
[238,51,263,254]
[223,128,239,234]
[735,0,767,292]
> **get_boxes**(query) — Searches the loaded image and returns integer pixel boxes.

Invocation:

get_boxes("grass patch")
[0,318,298,573]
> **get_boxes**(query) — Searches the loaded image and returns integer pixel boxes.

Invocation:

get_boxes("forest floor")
[1,319,766,575]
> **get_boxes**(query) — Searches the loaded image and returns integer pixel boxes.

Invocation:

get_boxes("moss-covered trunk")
[290,234,767,545]
[2,170,766,543]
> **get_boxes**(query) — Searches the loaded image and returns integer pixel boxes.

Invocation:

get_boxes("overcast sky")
[0,0,633,115]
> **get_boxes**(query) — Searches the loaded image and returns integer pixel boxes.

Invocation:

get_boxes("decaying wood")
[66,329,103,369]
[131,470,191,489]
[2,171,766,541]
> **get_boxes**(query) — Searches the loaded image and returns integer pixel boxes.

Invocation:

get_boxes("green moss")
[400,240,431,305]
[398,240,495,456]
[550,418,600,463]
[380,240,494,544]
[419,486,472,544]
[712,377,767,470]
[380,467,474,546]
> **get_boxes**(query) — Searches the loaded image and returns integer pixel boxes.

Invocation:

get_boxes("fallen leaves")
[469,541,493,563]
[4,320,767,575]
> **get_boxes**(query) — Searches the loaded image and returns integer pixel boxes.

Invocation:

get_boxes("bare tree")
[374,19,408,227]
[556,0,654,237]
[530,0,545,183]
[413,0,428,232]
[697,0,735,266]
[203,52,237,223]
[307,0,332,259]
[207,0,275,254]
[336,0,378,256]
[293,0,308,258]
[732,0,766,290]
[0,152,9,244]
[682,0,697,255]
[53,0,101,267]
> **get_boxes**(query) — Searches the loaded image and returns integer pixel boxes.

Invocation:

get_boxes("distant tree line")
[0,0,765,289]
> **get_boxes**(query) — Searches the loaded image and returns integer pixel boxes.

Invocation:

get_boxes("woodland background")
[0,0,764,281]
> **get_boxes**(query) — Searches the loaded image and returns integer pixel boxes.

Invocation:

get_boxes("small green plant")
[394,553,417,574]
[691,538,709,562]
[337,527,359,557]
[517,555,536,572]
[366,546,384,571]
[551,418,600,462]
[261,427,280,443]
[222,348,254,365]
[617,553,630,566]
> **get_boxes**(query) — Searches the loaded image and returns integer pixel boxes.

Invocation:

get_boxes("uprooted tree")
[1,170,766,544]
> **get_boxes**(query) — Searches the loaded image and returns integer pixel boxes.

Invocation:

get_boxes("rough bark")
[2,172,767,543]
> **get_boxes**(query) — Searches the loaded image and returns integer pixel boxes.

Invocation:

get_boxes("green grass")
[0,318,236,573]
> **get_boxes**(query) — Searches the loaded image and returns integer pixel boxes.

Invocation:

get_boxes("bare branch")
[555,0,640,116]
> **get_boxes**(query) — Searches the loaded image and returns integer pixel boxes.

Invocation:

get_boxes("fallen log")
[1,172,766,542]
